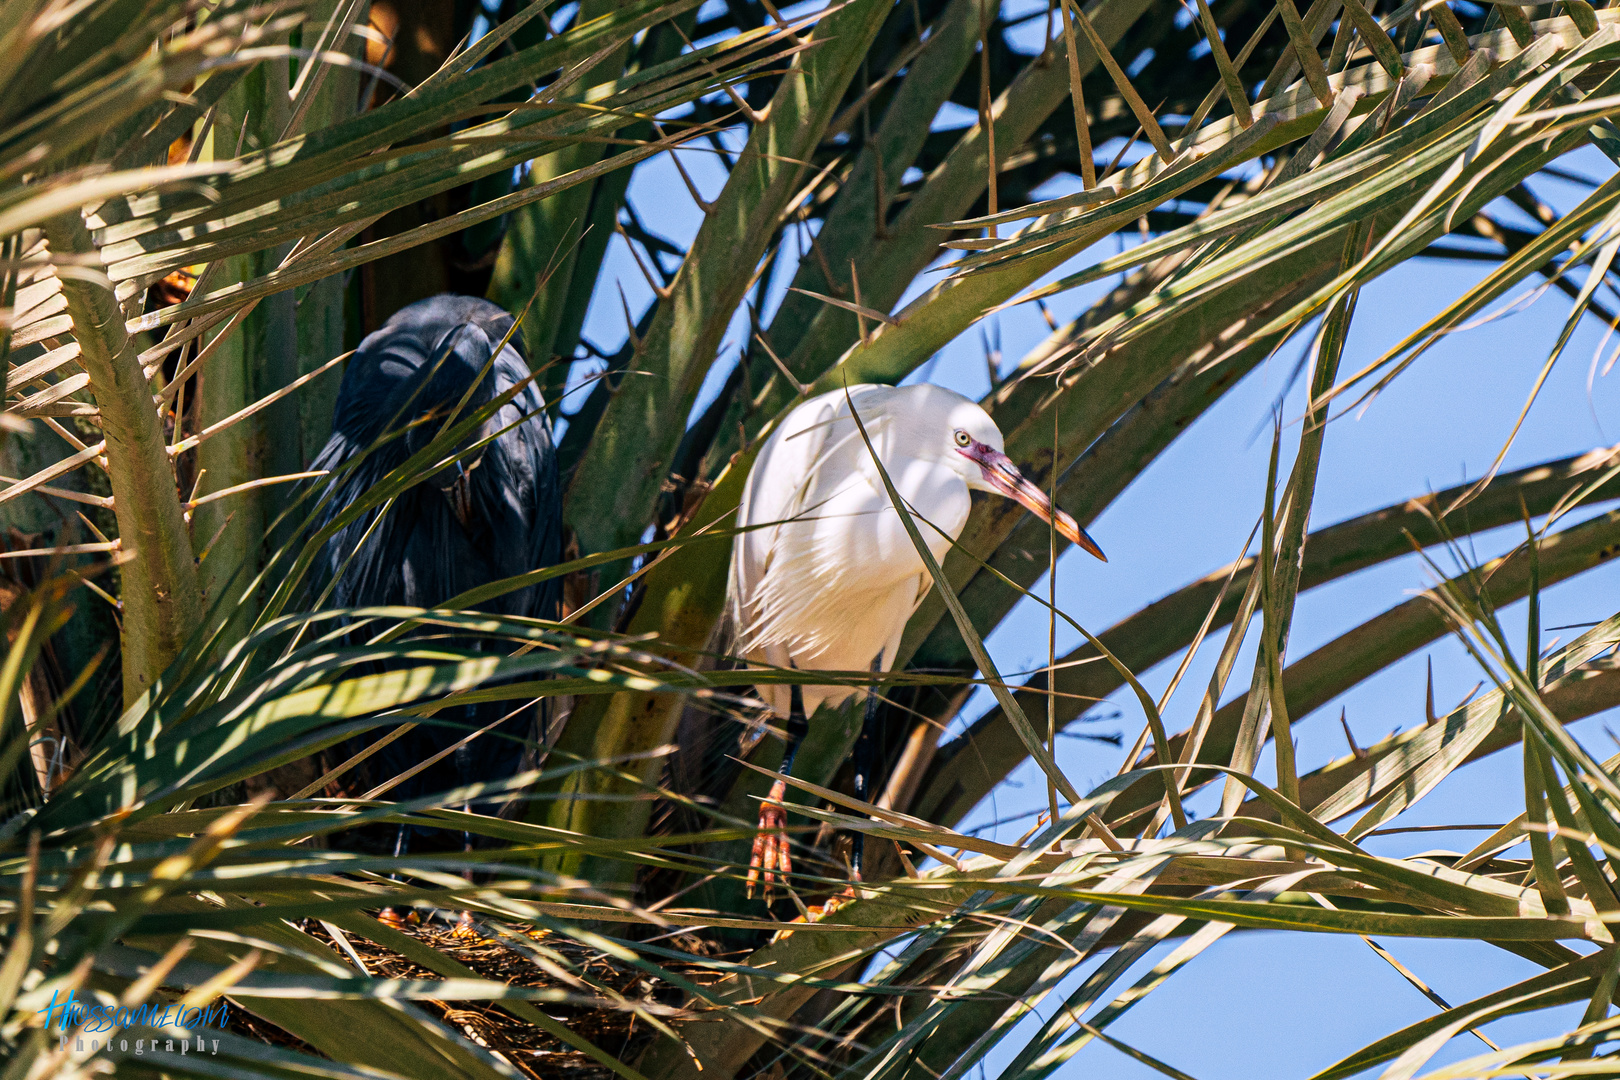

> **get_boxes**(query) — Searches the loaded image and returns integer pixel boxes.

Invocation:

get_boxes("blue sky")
[555,3,1620,1072]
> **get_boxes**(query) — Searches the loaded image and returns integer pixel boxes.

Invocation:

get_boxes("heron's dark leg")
[748,683,807,900]
[782,682,809,774]
[451,714,485,935]
[451,801,480,937]
[379,825,410,928]
[849,656,884,883]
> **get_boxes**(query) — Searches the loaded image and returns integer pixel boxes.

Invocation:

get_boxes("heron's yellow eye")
[953,429,972,447]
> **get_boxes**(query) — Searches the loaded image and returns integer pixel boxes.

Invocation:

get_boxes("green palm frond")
[7,0,1620,1078]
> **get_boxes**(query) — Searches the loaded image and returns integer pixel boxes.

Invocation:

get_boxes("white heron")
[728,382,1105,896]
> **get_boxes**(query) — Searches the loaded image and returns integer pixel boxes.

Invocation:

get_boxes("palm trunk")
[192,271,265,635]
[194,59,295,634]
[43,213,201,706]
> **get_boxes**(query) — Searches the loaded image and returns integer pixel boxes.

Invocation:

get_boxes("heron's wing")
[728,388,891,644]
[516,377,564,622]
[457,344,563,620]
[730,388,906,659]
[729,394,838,649]
[300,429,403,609]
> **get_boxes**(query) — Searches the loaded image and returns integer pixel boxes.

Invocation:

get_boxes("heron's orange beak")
[961,443,1107,562]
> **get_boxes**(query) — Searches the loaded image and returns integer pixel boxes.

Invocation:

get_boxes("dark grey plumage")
[305,295,561,819]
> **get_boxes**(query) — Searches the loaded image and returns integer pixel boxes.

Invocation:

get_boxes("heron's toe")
[771,886,860,942]
[747,793,792,900]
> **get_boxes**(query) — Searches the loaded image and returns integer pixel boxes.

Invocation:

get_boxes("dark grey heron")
[304,294,562,892]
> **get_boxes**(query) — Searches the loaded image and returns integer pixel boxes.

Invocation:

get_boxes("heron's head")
[403,324,506,525]
[914,388,1107,562]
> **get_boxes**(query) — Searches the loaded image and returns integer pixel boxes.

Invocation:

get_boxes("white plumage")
[728,382,1103,717]
[728,381,1104,895]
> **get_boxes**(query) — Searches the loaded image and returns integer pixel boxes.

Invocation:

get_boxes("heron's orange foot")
[772,886,861,942]
[822,887,861,919]
[746,779,791,901]
[450,911,479,940]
